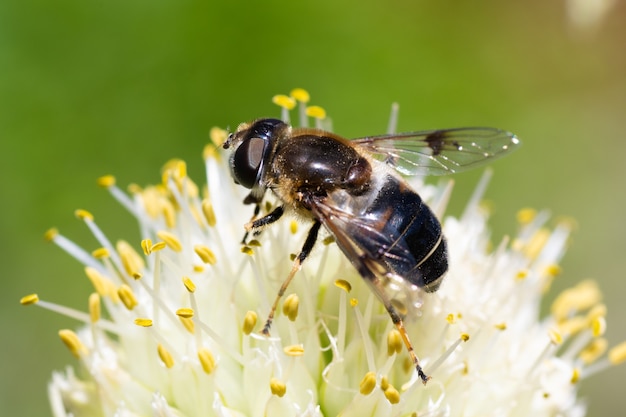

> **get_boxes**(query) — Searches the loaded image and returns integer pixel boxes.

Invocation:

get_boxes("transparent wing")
[352,127,520,176]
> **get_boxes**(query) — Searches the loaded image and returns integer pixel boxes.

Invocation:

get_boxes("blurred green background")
[2,0,625,415]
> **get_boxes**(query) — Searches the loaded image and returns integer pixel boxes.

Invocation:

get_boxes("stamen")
[551,280,602,321]
[579,338,608,364]
[194,245,217,265]
[117,240,146,277]
[359,371,376,395]
[176,308,194,319]
[387,329,403,356]
[20,293,39,305]
[334,279,352,293]
[201,199,217,227]
[157,344,174,368]
[96,175,116,188]
[179,316,195,334]
[156,230,183,252]
[134,318,153,327]
[284,345,305,357]
[282,294,299,322]
[383,384,401,404]
[141,239,153,256]
[58,329,87,359]
[182,277,196,293]
[306,105,326,120]
[198,348,216,374]
[91,247,109,259]
[424,333,470,377]
[242,311,257,335]
[88,293,100,323]
[118,284,138,310]
[74,209,94,221]
[269,378,287,397]
[290,88,310,103]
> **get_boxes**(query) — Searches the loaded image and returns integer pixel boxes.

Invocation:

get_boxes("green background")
[2,0,625,415]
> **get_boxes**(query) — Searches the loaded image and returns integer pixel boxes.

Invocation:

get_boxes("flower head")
[22,89,626,416]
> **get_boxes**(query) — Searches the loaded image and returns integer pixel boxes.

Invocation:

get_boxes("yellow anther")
[182,276,196,293]
[242,311,257,335]
[515,270,528,280]
[290,88,310,103]
[151,241,167,252]
[194,245,217,265]
[241,246,254,256]
[162,159,187,182]
[359,371,377,395]
[587,304,607,322]
[162,202,176,229]
[334,279,352,293]
[44,228,59,241]
[544,264,562,278]
[84,267,107,297]
[350,298,358,307]
[290,220,298,234]
[134,318,153,327]
[179,316,195,334]
[384,385,401,404]
[306,105,326,119]
[590,316,606,337]
[387,329,403,356]
[176,308,194,318]
[157,344,174,369]
[446,313,456,324]
[201,199,217,227]
[97,175,116,188]
[272,94,296,110]
[247,239,262,247]
[88,293,100,323]
[322,236,335,245]
[570,367,581,384]
[141,239,153,255]
[118,284,138,310]
[462,361,470,375]
[524,228,550,260]
[551,280,602,321]
[128,183,142,194]
[494,322,507,331]
[117,240,145,277]
[209,126,229,148]
[91,247,110,259]
[516,207,537,225]
[20,294,39,305]
[284,344,305,356]
[557,316,587,336]
[156,230,183,252]
[608,341,626,365]
[380,376,389,391]
[549,329,563,345]
[282,294,299,322]
[132,272,142,280]
[58,329,87,358]
[74,209,94,221]
[460,333,470,342]
[580,338,608,365]
[269,378,287,397]
[198,348,216,374]
[193,265,204,273]
[289,253,297,261]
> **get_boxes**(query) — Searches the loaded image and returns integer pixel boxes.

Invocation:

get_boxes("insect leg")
[241,204,261,244]
[245,205,285,232]
[261,220,321,336]
[370,276,431,384]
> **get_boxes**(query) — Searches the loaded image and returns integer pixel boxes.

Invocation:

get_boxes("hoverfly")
[223,117,519,383]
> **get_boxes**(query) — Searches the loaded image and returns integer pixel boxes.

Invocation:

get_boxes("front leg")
[244,205,285,233]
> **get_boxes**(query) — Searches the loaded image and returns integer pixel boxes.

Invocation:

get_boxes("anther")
[44,228,59,242]
[201,199,217,227]
[242,311,257,335]
[334,279,352,292]
[272,95,296,110]
[96,175,116,188]
[59,329,87,358]
[290,88,310,103]
[134,318,153,327]
[89,293,100,323]
[176,308,194,318]
[383,384,401,404]
[283,344,305,356]
[194,245,217,265]
[198,348,216,374]
[387,329,403,356]
[359,372,376,395]
[269,378,287,397]
[20,294,39,305]
[74,209,94,221]
[157,344,174,368]
[156,230,182,252]
[306,105,327,119]
[118,284,138,310]
[91,247,109,259]
[282,294,299,322]
[182,277,196,293]
[608,341,626,365]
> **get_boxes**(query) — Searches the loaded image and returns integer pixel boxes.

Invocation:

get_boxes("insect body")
[223,118,519,383]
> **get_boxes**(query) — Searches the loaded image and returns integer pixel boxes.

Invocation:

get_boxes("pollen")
[290,88,310,103]
[96,175,116,188]
[156,230,183,252]
[209,127,229,148]
[134,318,153,327]
[58,329,87,359]
[306,105,327,120]
[516,207,537,225]
[282,294,299,322]
[91,247,109,259]
[182,276,196,293]
[88,293,100,323]
[359,371,376,395]
[118,284,138,310]
[272,94,296,110]
[74,209,94,221]
[387,329,403,356]
[334,279,352,293]
[201,199,217,227]
[269,378,287,397]
[198,348,216,374]
[194,244,217,265]
[176,308,194,318]
[242,311,257,335]
[43,228,59,242]
[157,344,174,369]
[20,293,39,305]
[284,344,305,356]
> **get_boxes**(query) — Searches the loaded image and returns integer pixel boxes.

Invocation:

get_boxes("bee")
[223,117,519,383]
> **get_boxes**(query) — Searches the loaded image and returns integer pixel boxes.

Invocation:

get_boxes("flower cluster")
[22,89,625,417]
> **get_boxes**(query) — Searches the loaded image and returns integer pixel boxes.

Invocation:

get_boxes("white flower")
[22,89,626,417]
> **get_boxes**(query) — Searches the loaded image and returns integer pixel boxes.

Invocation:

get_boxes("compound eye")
[231,137,266,189]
